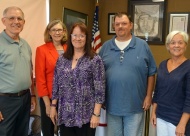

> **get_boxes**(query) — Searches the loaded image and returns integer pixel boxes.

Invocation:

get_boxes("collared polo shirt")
[99,34,157,115]
[0,31,32,93]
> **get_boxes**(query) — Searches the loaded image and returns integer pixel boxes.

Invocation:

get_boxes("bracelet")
[31,95,36,97]
[92,113,100,117]
[50,104,57,107]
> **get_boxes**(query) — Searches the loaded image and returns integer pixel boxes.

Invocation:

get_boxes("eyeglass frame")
[71,34,86,39]
[4,16,24,22]
[50,29,65,33]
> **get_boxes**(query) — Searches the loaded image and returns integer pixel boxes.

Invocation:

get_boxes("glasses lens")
[51,29,63,33]
[71,34,86,39]
[5,16,24,22]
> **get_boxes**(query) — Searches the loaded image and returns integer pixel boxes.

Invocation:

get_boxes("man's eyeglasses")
[120,50,124,63]
[71,34,86,39]
[4,16,24,22]
[50,29,64,33]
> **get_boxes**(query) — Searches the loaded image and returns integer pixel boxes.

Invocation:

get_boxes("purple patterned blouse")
[52,54,105,127]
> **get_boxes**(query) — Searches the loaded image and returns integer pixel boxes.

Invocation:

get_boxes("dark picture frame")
[128,0,167,45]
[168,12,190,34]
[108,13,115,35]
[62,7,88,32]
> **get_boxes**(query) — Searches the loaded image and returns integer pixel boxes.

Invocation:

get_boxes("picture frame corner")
[108,13,116,35]
[168,12,190,34]
[62,8,88,32]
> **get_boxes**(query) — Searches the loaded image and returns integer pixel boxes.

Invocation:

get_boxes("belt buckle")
[18,91,22,96]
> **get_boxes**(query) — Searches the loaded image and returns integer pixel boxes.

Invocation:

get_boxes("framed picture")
[168,12,190,33]
[128,0,167,45]
[108,13,115,35]
[63,7,88,32]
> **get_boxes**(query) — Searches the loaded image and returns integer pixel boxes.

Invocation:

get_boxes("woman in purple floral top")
[50,22,105,136]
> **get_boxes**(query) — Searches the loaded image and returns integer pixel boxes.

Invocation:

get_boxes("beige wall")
[50,0,190,67]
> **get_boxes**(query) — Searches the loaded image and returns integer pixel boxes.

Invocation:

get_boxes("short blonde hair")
[44,19,68,44]
[165,31,189,50]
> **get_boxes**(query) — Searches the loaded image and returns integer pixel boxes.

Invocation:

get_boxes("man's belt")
[0,89,29,97]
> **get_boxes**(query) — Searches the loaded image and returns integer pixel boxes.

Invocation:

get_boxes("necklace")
[73,52,85,61]
[73,57,79,61]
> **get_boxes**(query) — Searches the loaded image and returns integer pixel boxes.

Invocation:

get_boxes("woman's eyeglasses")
[50,29,64,33]
[71,34,86,39]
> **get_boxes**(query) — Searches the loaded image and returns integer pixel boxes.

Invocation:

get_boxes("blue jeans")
[157,118,176,136]
[107,112,144,136]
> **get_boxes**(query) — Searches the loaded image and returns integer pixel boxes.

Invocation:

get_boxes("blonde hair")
[44,19,68,44]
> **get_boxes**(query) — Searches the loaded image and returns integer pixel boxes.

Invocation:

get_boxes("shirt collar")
[2,30,23,46]
[111,33,136,51]
[2,30,21,44]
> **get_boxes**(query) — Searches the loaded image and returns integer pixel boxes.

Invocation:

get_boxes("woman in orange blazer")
[35,19,67,136]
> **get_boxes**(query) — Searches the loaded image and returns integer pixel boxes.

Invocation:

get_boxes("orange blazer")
[35,42,67,98]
